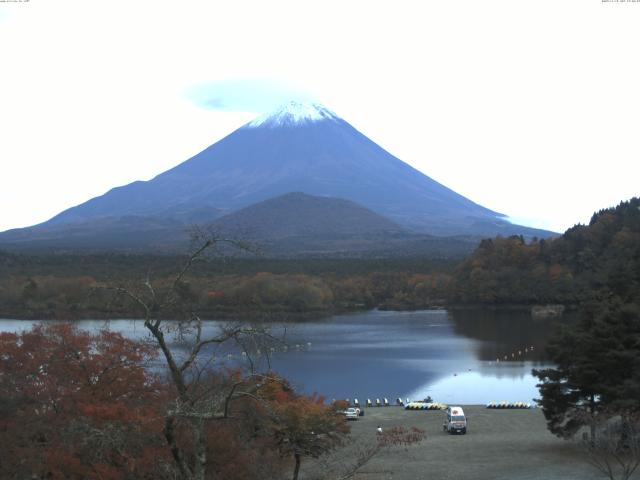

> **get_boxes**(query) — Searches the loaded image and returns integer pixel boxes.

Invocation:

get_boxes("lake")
[0,308,561,405]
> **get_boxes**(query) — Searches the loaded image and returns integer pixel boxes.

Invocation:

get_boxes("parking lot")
[308,405,613,480]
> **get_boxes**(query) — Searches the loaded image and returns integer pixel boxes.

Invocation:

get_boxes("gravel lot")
[314,405,623,480]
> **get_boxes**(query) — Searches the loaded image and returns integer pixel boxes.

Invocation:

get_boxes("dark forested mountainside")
[450,198,640,305]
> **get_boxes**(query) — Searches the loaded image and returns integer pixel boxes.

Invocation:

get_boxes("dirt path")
[310,405,624,480]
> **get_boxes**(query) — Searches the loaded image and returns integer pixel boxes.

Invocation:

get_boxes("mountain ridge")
[0,101,556,252]
[0,193,482,258]
[211,192,406,239]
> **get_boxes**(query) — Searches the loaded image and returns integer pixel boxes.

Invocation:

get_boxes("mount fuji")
[0,101,554,253]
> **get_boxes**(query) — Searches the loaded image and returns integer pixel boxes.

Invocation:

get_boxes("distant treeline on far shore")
[0,198,638,320]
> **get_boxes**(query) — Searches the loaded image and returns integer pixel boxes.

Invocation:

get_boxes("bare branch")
[581,412,640,480]
[103,233,277,480]
[108,286,152,320]
[144,271,157,304]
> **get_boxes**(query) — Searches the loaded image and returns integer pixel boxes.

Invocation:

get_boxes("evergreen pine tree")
[534,298,640,438]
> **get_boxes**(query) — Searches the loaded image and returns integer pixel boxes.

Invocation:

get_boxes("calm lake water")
[0,308,561,405]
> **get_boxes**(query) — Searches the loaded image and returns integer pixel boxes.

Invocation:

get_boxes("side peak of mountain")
[243,101,339,129]
[212,192,406,240]
[0,98,558,252]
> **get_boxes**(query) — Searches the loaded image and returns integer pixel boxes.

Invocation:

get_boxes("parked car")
[443,406,467,434]
[344,407,359,420]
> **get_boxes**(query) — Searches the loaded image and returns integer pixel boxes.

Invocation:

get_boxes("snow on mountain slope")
[245,101,339,128]
[0,100,557,249]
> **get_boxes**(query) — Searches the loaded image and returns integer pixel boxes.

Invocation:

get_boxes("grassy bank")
[305,406,608,480]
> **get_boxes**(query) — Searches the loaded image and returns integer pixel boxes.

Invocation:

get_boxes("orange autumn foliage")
[0,323,169,479]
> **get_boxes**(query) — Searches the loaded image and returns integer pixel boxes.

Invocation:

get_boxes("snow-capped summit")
[244,101,338,128]
[1,94,556,252]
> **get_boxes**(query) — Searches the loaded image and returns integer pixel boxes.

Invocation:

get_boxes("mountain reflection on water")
[0,309,565,404]
[447,308,556,363]
[264,309,561,404]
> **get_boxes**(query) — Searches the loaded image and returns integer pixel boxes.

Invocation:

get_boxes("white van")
[443,406,467,434]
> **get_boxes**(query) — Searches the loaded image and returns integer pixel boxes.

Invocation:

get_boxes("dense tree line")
[528,198,640,479]
[0,257,455,319]
[0,252,455,279]
[450,198,640,306]
[534,299,640,437]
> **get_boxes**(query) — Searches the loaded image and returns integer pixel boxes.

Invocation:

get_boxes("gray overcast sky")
[1,0,638,234]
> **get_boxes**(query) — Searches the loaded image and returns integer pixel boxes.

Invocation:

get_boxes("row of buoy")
[214,342,314,360]
[336,398,533,409]
[405,402,447,410]
[486,401,533,409]
[493,346,535,364]
[340,398,415,408]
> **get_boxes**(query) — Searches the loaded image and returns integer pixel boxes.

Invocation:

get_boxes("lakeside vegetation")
[450,197,640,307]
[527,199,640,480]
[0,255,456,319]
[1,198,638,320]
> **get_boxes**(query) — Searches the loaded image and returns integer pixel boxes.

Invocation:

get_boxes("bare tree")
[581,412,640,480]
[110,233,279,480]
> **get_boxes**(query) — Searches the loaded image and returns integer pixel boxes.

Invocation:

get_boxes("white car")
[443,406,467,434]
[344,407,359,420]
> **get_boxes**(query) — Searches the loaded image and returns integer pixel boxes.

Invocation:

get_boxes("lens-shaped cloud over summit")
[185,78,314,113]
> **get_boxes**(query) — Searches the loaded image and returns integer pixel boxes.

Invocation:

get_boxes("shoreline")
[0,302,569,322]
